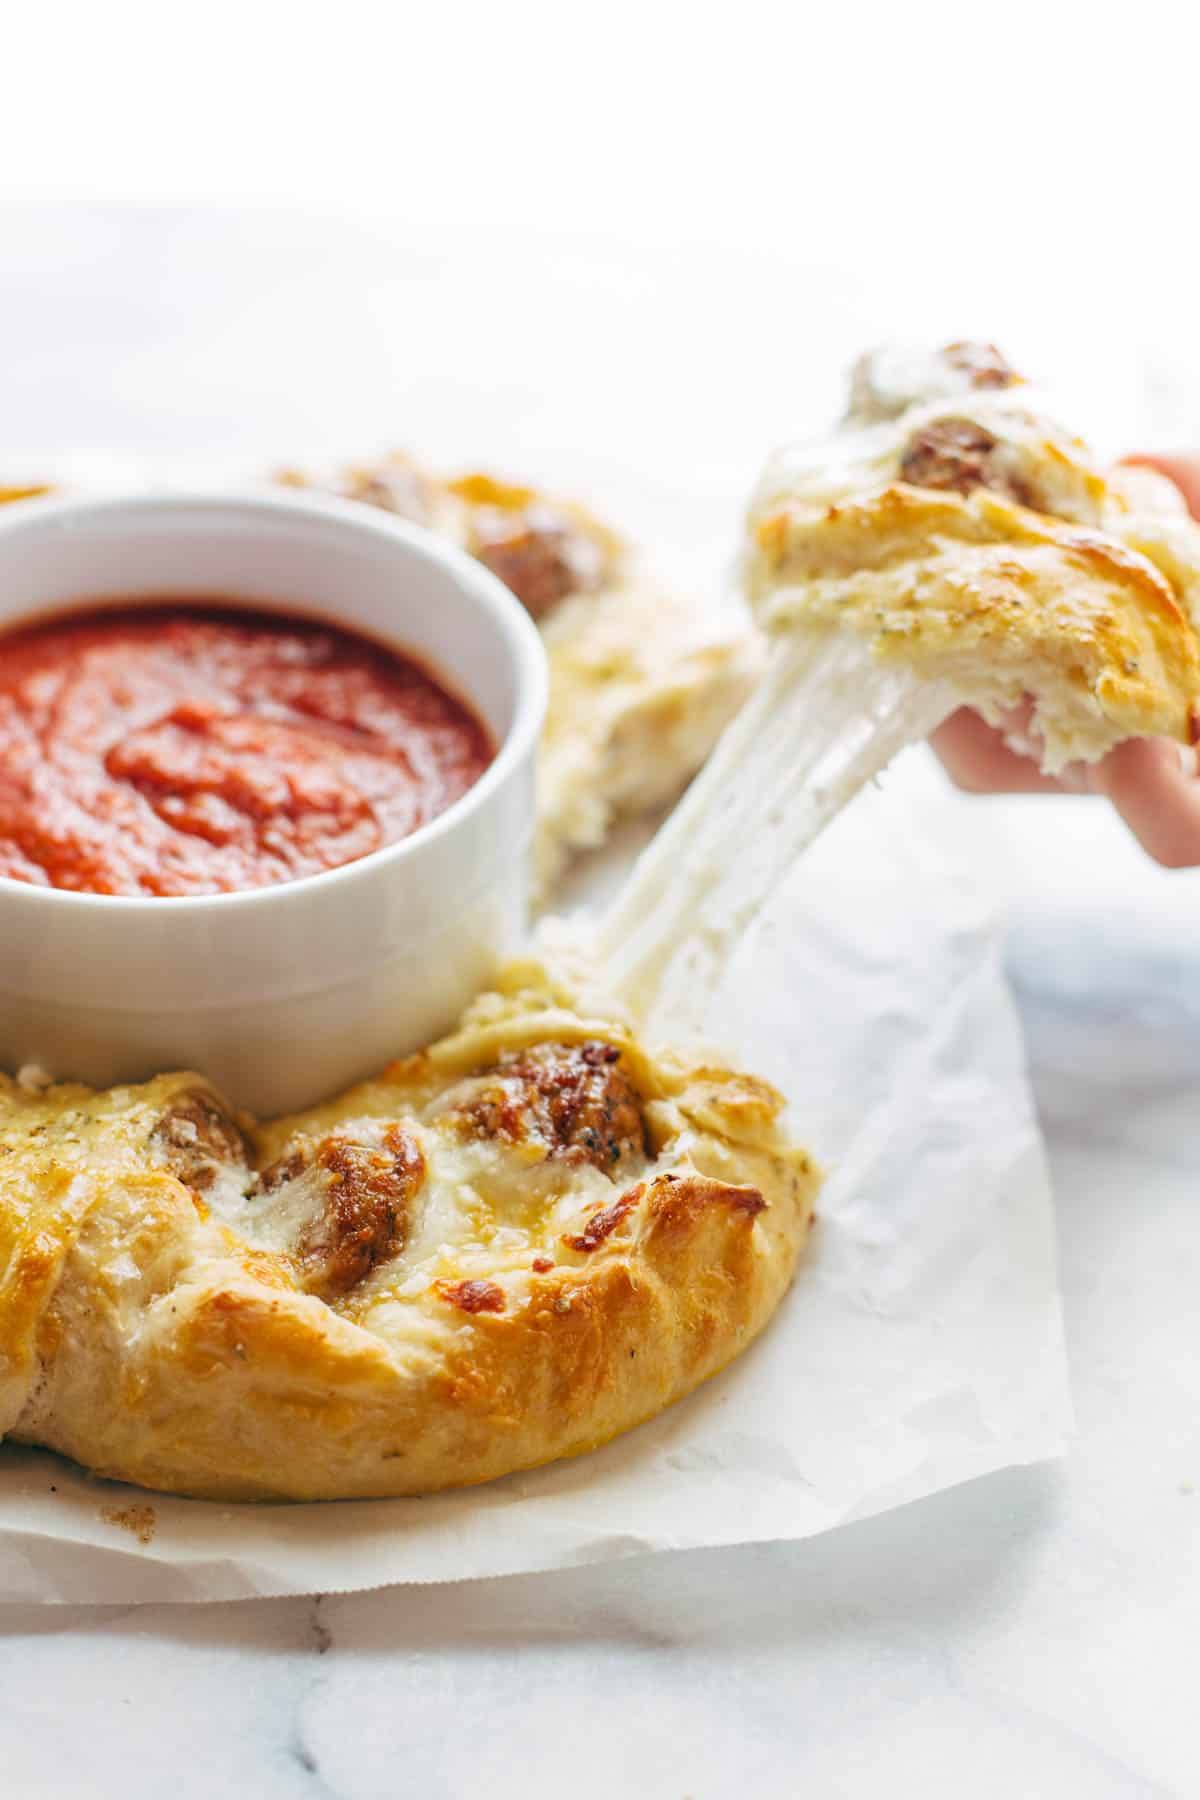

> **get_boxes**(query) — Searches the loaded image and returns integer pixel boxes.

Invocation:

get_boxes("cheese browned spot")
[445,1041,646,1175]
[151,1092,249,1194]
[562,1189,639,1253]
[436,1278,506,1314]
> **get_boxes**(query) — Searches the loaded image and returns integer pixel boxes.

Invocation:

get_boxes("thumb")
[1120,453,1200,522]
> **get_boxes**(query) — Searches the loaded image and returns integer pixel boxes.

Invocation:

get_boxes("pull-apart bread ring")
[1,963,817,1500]
[747,341,1200,769]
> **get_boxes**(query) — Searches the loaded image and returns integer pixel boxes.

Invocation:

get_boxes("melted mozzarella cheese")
[598,632,953,1031]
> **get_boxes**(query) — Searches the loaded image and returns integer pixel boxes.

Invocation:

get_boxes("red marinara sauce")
[0,603,495,897]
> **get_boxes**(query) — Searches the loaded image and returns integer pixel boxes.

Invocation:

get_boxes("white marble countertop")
[0,206,1196,1797]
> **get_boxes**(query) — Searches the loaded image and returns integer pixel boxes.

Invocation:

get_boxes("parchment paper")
[0,745,1072,1604]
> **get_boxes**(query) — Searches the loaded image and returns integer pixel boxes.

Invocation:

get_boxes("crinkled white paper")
[0,747,1072,1604]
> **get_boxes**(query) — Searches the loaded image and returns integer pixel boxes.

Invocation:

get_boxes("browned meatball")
[899,418,1032,506]
[257,1123,425,1299]
[468,502,609,619]
[447,1040,646,1176]
[151,1090,250,1194]
[283,462,615,621]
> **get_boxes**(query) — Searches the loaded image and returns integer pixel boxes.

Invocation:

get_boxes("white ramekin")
[0,490,547,1115]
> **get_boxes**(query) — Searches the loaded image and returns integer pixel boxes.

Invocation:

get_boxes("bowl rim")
[0,486,549,913]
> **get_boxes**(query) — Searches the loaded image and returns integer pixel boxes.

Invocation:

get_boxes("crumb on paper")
[16,1063,54,1095]
[100,1503,157,1546]
[311,1601,332,1655]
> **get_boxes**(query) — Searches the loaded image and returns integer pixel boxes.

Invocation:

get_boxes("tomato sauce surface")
[0,603,494,896]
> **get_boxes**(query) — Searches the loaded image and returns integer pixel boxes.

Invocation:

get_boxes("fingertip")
[1121,453,1200,521]
[930,708,1069,795]
[1091,737,1200,869]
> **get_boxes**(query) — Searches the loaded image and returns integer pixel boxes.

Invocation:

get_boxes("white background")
[3,6,1200,1796]
[3,0,1199,365]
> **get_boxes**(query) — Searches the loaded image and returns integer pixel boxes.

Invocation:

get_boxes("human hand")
[930,455,1200,868]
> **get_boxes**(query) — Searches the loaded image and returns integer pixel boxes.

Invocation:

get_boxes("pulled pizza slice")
[600,342,1200,1026]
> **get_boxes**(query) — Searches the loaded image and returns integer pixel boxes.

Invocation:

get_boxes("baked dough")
[1,960,817,1500]
[598,343,1200,1029]
[747,341,1200,769]
[278,459,759,896]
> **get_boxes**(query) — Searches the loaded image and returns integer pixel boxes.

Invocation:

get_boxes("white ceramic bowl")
[0,490,547,1115]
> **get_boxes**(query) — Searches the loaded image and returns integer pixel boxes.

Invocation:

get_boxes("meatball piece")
[151,1090,250,1195]
[257,1123,425,1299]
[941,340,1022,391]
[468,501,610,619]
[847,341,1024,423]
[446,1040,646,1175]
[899,417,1032,506]
[277,456,440,528]
[283,463,617,621]
[337,456,441,527]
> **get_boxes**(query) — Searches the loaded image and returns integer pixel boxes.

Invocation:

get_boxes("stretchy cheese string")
[597,630,955,1032]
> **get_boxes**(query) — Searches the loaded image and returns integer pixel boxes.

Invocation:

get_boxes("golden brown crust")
[1,965,817,1501]
[748,346,1200,769]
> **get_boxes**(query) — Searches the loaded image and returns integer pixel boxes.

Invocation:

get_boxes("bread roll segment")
[748,342,1200,770]
[599,342,1200,1034]
[279,456,758,900]
[3,967,816,1501]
